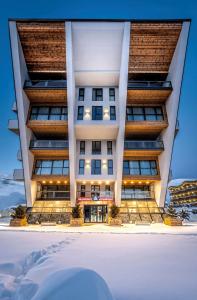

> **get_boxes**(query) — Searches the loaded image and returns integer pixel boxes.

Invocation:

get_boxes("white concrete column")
[156,22,190,207]
[66,22,77,206]
[115,22,131,206]
[9,21,35,207]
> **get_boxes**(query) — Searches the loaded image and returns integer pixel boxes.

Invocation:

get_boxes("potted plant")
[178,209,190,222]
[70,204,83,226]
[108,204,122,226]
[10,205,28,226]
[164,205,182,226]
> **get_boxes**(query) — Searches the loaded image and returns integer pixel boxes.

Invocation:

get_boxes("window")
[110,106,116,120]
[105,185,111,196]
[78,88,85,101]
[79,159,85,175]
[80,141,85,154]
[92,141,101,155]
[30,106,67,121]
[123,160,158,176]
[80,185,86,197]
[91,160,101,175]
[126,106,164,121]
[92,106,103,120]
[108,160,113,175]
[109,88,115,101]
[121,185,151,200]
[34,160,69,175]
[92,88,103,101]
[77,106,84,120]
[107,141,112,155]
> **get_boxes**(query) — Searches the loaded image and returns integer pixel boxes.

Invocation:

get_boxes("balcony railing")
[121,190,154,200]
[77,191,114,201]
[37,190,70,200]
[8,119,19,133]
[24,80,67,89]
[124,140,164,150]
[128,80,172,89]
[30,140,69,149]
[13,169,24,181]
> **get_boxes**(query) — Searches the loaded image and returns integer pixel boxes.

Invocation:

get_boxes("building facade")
[8,19,190,224]
[169,180,197,207]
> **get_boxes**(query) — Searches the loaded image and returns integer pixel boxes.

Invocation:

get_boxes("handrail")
[37,190,70,200]
[121,191,154,199]
[127,80,172,89]
[24,80,67,89]
[124,140,164,150]
[13,169,24,181]
[30,140,69,149]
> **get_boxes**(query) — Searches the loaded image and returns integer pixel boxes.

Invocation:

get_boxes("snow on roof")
[168,178,197,188]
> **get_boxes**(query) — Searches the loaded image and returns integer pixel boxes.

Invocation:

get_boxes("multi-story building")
[169,180,197,207]
[8,19,190,224]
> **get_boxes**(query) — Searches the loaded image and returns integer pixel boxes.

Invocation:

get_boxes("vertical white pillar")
[156,22,190,207]
[115,22,130,206]
[66,22,77,206]
[9,21,35,207]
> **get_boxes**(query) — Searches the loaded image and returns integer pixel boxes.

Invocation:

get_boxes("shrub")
[110,205,120,219]
[71,205,81,219]
[178,209,190,221]
[165,205,177,218]
[11,205,26,219]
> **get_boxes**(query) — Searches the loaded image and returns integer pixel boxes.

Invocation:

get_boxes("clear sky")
[0,0,196,178]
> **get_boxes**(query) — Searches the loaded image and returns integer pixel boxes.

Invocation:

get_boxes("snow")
[0,230,197,300]
[0,177,25,210]
[168,178,197,187]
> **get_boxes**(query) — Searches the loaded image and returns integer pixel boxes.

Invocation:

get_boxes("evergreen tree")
[178,209,190,221]
[165,205,177,218]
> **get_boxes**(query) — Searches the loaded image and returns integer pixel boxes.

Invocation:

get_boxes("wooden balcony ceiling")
[125,120,168,135]
[30,148,69,158]
[127,89,171,104]
[17,22,66,78]
[129,22,182,74]
[25,89,67,103]
[27,120,68,137]
[124,149,163,157]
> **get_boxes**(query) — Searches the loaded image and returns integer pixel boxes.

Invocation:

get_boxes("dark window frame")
[110,106,116,120]
[123,160,158,176]
[92,106,103,120]
[77,106,84,120]
[80,141,85,154]
[78,88,85,101]
[34,159,69,175]
[30,106,68,121]
[92,88,103,101]
[107,141,113,155]
[91,159,101,175]
[92,141,101,155]
[107,159,113,175]
[79,159,85,175]
[126,106,164,121]
[109,88,115,101]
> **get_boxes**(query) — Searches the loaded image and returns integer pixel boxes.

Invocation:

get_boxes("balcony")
[127,80,172,104]
[17,150,22,161]
[124,140,164,156]
[13,169,24,181]
[24,80,67,104]
[121,190,154,200]
[77,190,114,202]
[24,80,67,89]
[30,140,69,157]
[37,190,70,200]
[12,101,17,112]
[8,119,19,134]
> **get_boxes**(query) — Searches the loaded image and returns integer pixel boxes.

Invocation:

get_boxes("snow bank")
[32,268,114,300]
[0,177,25,210]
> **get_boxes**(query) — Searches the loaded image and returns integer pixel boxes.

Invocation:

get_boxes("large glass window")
[108,160,113,175]
[79,159,85,175]
[92,106,103,120]
[121,185,152,199]
[34,160,69,175]
[110,106,116,120]
[80,141,85,154]
[78,88,85,101]
[126,106,164,121]
[92,88,103,101]
[77,106,84,120]
[109,88,115,101]
[107,141,112,155]
[91,160,101,175]
[123,160,158,176]
[30,106,67,121]
[92,141,101,155]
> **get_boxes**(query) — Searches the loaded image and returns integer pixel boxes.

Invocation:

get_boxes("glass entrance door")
[84,205,107,223]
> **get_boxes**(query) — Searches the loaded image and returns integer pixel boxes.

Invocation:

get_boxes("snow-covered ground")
[0,230,197,300]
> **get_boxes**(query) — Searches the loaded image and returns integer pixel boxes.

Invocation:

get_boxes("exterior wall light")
[49,181,53,184]
[103,107,109,120]
[42,180,46,184]
[84,108,91,120]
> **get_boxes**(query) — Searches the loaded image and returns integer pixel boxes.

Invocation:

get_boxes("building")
[169,179,197,207]
[8,19,190,224]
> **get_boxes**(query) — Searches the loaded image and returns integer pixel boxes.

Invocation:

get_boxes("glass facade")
[30,106,68,120]
[123,160,158,176]
[126,106,164,121]
[34,160,69,175]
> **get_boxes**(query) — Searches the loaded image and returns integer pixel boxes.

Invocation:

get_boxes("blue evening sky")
[0,0,196,178]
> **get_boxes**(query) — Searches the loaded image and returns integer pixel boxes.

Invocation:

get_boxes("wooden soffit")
[25,89,67,103]
[17,22,66,78]
[129,22,182,74]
